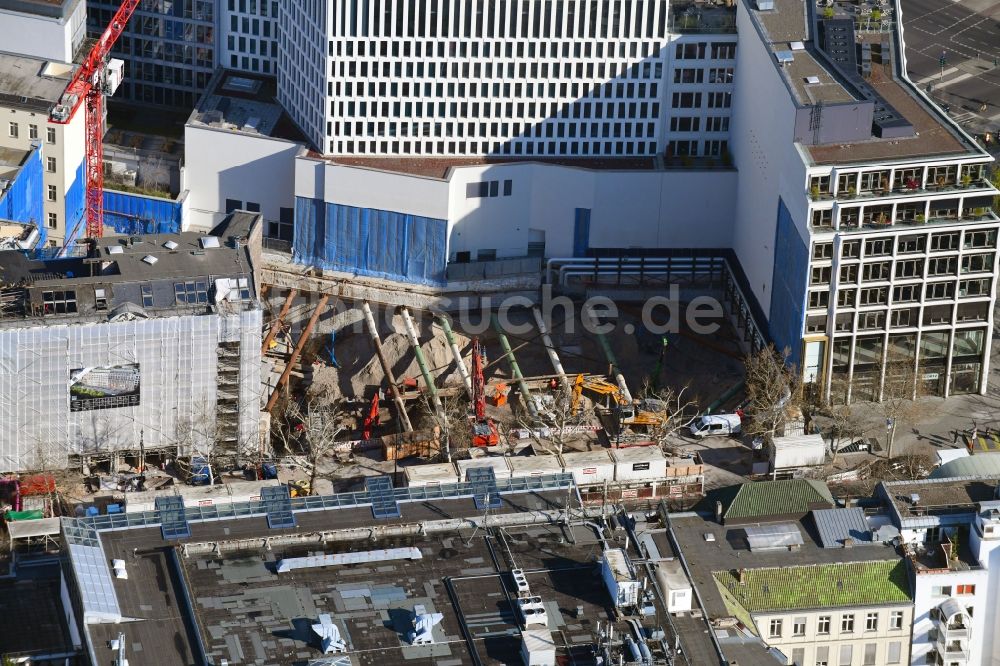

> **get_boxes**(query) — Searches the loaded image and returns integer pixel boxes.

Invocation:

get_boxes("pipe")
[361,301,413,432]
[491,315,541,417]
[583,305,634,405]
[546,256,719,285]
[400,307,444,416]
[261,288,297,354]
[265,293,329,412]
[532,307,567,382]
[438,315,473,398]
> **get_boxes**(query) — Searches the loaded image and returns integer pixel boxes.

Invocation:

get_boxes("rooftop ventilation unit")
[756,0,774,9]
[163,240,178,250]
[141,255,158,265]
[774,51,795,65]
[805,76,821,84]
[108,246,124,255]
[199,236,221,249]
[790,41,805,51]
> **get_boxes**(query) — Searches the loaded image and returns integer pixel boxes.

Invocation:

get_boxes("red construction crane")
[49,0,140,239]
[470,338,499,447]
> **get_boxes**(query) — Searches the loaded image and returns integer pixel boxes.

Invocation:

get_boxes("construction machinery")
[470,338,499,447]
[362,392,381,440]
[570,374,633,415]
[50,0,140,239]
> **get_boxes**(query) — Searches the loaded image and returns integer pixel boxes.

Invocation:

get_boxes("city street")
[900,0,1000,136]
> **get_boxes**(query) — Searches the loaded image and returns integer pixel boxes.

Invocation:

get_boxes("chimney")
[715,500,724,523]
[737,568,746,585]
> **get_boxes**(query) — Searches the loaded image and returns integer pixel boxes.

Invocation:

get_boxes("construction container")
[520,628,556,666]
[124,479,281,513]
[655,559,693,613]
[665,457,705,479]
[612,447,667,483]
[381,426,440,461]
[560,450,615,487]
[769,433,827,473]
[507,454,563,479]
[456,456,512,482]
[404,463,460,488]
[600,548,641,607]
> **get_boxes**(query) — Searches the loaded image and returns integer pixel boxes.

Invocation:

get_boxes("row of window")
[812,230,998,261]
[336,120,659,142]
[811,254,996,285]
[666,139,729,158]
[808,277,993,309]
[332,57,664,83]
[769,610,905,639]
[332,36,670,61]
[810,163,987,196]
[332,98,662,125]
[466,180,514,198]
[332,138,661,156]
[672,66,734,84]
[7,123,57,144]
[671,91,732,108]
[668,116,730,133]
[787,641,903,666]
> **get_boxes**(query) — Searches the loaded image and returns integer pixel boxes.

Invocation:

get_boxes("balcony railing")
[809,178,995,202]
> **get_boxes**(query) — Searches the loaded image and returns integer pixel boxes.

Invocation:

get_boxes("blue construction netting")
[64,161,85,240]
[768,198,809,368]
[0,144,43,227]
[293,197,447,286]
[103,189,183,235]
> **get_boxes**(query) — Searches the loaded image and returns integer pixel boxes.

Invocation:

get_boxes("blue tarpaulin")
[768,198,809,368]
[0,144,43,227]
[293,197,447,286]
[64,160,85,239]
[104,189,182,235]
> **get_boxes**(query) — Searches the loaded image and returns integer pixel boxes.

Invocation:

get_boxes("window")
[898,235,926,254]
[893,284,920,303]
[489,181,499,197]
[768,619,783,638]
[245,202,261,213]
[41,290,77,314]
[889,611,904,630]
[47,212,57,229]
[959,278,991,297]
[707,92,731,108]
[818,616,831,635]
[711,42,736,59]
[174,281,209,305]
[931,585,952,597]
[862,262,891,282]
[925,281,955,300]
[791,647,805,666]
[140,284,153,308]
[46,157,56,173]
[809,291,830,309]
[503,180,513,196]
[95,288,107,311]
[860,287,888,306]
[792,617,806,636]
[865,613,878,631]
[225,198,242,213]
[842,240,861,259]
[8,122,17,138]
[813,242,833,260]
[928,257,957,276]
[890,309,912,328]
[863,643,877,666]
[931,232,960,251]
[671,92,701,108]
[811,266,832,285]
[466,182,489,198]
[816,645,830,666]
[865,238,893,256]
[840,264,858,284]
[961,253,993,274]
[838,289,856,307]
[839,644,853,666]
[811,209,833,229]
[956,584,976,595]
[895,259,924,278]
[965,229,997,249]
[46,127,56,144]
[841,614,855,633]
[858,311,884,330]
[887,641,901,664]
[47,185,57,201]
[28,124,37,139]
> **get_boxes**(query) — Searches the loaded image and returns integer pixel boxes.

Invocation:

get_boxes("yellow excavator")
[570,374,663,426]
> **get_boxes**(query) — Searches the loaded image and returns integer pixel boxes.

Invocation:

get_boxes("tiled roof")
[724,479,834,521]
[713,560,911,613]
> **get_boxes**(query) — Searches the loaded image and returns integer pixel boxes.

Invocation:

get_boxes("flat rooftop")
[0,51,75,112]
[670,513,902,619]
[188,69,305,143]
[880,476,1000,521]
[324,155,659,179]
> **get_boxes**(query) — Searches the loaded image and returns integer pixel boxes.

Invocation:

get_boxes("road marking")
[917,67,959,84]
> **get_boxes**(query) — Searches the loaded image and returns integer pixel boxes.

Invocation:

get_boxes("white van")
[687,414,742,438]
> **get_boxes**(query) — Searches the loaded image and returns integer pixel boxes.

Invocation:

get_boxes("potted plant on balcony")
[810,185,821,199]
[961,173,972,188]
[876,212,889,225]
[916,213,925,223]
[906,177,919,191]
[846,186,857,199]
[936,175,947,189]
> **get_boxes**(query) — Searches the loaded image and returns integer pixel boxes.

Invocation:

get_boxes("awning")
[6,517,60,540]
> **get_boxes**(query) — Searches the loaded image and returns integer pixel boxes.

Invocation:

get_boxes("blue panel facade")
[573,208,591,257]
[768,198,809,368]
[293,197,447,286]
[103,190,183,235]
[0,145,43,227]
[64,160,85,243]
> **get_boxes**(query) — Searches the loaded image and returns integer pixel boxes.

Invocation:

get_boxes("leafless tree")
[516,388,592,456]
[874,346,924,459]
[418,393,471,462]
[636,381,699,454]
[272,389,346,493]
[743,344,799,446]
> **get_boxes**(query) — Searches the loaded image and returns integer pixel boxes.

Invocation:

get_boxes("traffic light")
[940,54,947,67]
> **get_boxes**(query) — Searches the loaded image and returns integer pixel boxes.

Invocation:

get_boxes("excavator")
[570,374,664,428]
[470,338,500,447]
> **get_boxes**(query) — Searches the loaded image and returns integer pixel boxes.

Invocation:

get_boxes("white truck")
[687,413,742,438]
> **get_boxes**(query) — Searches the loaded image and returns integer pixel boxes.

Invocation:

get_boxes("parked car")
[687,413,742,438]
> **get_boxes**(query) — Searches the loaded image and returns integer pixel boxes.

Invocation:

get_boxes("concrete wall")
[184,125,302,231]
[730,1,810,317]
[911,568,989,666]
[0,0,84,64]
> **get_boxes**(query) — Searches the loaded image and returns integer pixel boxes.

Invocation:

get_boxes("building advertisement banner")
[69,364,141,412]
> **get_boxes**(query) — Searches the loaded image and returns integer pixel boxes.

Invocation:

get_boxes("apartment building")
[0,0,86,64]
[0,52,86,246]
[279,0,737,157]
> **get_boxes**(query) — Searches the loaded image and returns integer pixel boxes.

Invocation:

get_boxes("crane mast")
[50,0,140,240]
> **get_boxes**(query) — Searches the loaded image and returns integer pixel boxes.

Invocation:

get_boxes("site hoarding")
[69,363,141,412]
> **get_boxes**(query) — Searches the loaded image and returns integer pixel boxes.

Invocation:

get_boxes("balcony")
[811,178,997,202]
[835,210,999,234]
[668,2,737,33]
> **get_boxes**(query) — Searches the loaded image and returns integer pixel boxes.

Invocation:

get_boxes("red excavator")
[470,338,499,447]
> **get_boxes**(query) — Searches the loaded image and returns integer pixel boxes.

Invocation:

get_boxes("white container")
[656,559,693,613]
[507,455,564,479]
[560,450,615,487]
[770,433,826,472]
[455,456,512,482]
[601,548,640,607]
[404,463,461,487]
[125,479,281,513]
[521,628,556,666]
[612,447,667,483]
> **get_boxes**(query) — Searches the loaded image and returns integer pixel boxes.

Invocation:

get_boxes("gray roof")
[930,453,1000,480]
[812,507,874,548]
[0,0,81,19]
[0,52,76,112]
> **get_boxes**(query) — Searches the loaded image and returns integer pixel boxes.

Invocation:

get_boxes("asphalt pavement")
[899,0,1000,136]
